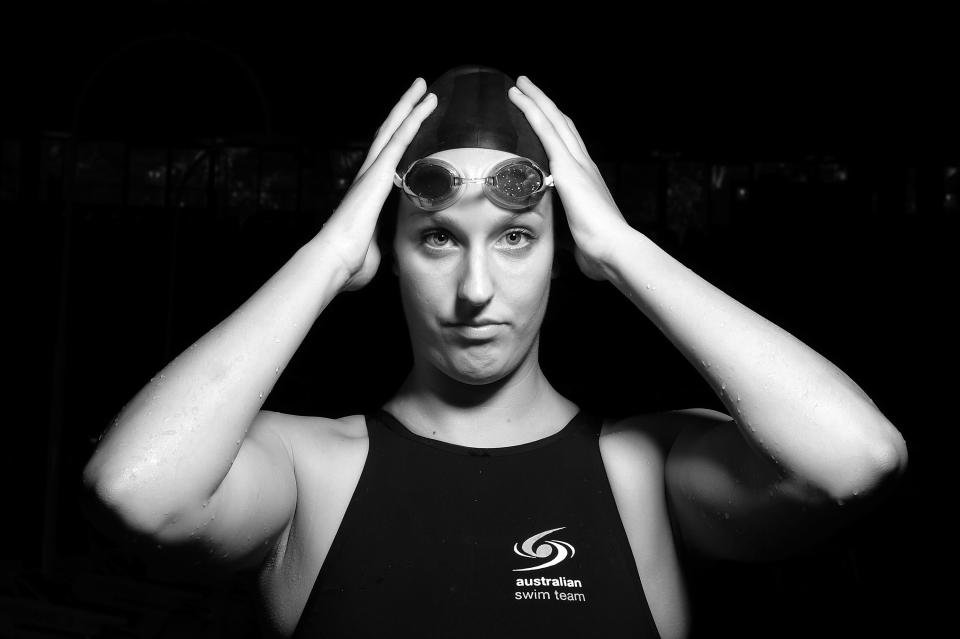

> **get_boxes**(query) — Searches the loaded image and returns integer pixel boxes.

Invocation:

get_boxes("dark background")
[3,4,954,637]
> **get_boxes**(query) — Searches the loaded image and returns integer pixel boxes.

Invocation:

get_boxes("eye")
[497,228,535,250]
[422,229,454,249]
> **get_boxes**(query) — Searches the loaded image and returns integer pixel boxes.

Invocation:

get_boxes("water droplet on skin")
[273,337,280,344]
[736,395,741,402]
[201,499,209,509]
[275,367,280,374]
[258,392,264,399]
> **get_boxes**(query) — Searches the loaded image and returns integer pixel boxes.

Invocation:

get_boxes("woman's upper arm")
[664,408,864,562]
[151,410,313,571]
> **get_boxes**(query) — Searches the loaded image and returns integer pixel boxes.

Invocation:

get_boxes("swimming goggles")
[393,157,554,212]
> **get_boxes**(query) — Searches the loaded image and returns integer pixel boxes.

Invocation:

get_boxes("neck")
[385,344,576,447]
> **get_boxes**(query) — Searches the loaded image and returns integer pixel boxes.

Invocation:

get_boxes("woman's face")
[393,147,555,386]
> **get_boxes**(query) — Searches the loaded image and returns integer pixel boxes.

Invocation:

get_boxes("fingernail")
[411,77,423,88]
[518,75,530,83]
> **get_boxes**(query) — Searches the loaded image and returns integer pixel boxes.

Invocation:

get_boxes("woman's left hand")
[508,76,633,281]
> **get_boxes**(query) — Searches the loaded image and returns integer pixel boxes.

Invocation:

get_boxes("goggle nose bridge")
[454,176,495,186]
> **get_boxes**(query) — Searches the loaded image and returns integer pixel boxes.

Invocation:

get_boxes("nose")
[457,245,494,308]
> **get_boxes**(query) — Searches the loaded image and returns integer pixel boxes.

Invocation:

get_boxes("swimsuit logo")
[512,527,576,572]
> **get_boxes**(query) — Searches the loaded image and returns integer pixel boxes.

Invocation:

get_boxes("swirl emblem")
[512,527,576,572]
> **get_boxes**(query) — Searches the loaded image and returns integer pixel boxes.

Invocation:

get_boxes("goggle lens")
[492,162,543,198]
[405,162,456,200]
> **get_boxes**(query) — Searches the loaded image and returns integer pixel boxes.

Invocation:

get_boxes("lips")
[446,322,504,339]
[443,319,504,327]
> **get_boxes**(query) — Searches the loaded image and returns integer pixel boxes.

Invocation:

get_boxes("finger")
[356,78,428,178]
[507,85,572,166]
[563,113,590,160]
[333,93,436,238]
[515,76,591,166]
[563,113,613,199]
[369,91,438,177]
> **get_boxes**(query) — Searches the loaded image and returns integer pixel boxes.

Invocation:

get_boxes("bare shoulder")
[256,410,368,443]
[252,411,369,527]
[598,408,733,470]
[601,408,731,443]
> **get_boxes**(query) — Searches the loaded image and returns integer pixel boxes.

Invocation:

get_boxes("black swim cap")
[398,65,549,176]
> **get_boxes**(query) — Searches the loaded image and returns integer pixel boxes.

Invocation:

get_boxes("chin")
[437,349,517,386]
[449,367,509,386]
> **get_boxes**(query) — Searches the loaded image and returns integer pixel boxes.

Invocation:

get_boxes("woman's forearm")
[82,231,350,530]
[600,226,907,499]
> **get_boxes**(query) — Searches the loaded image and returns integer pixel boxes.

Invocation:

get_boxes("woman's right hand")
[320,78,437,292]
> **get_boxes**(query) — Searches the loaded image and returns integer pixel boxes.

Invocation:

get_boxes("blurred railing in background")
[5,133,956,225]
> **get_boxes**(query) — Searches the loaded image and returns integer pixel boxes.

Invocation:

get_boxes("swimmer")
[82,65,908,638]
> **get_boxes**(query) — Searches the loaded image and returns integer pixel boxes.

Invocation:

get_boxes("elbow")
[874,422,909,479]
[81,465,169,538]
[823,420,909,502]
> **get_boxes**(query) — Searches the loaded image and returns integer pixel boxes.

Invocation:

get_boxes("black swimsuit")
[291,408,662,638]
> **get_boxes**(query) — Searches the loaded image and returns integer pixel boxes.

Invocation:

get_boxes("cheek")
[398,269,434,311]
[504,258,553,330]
[396,258,449,323]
